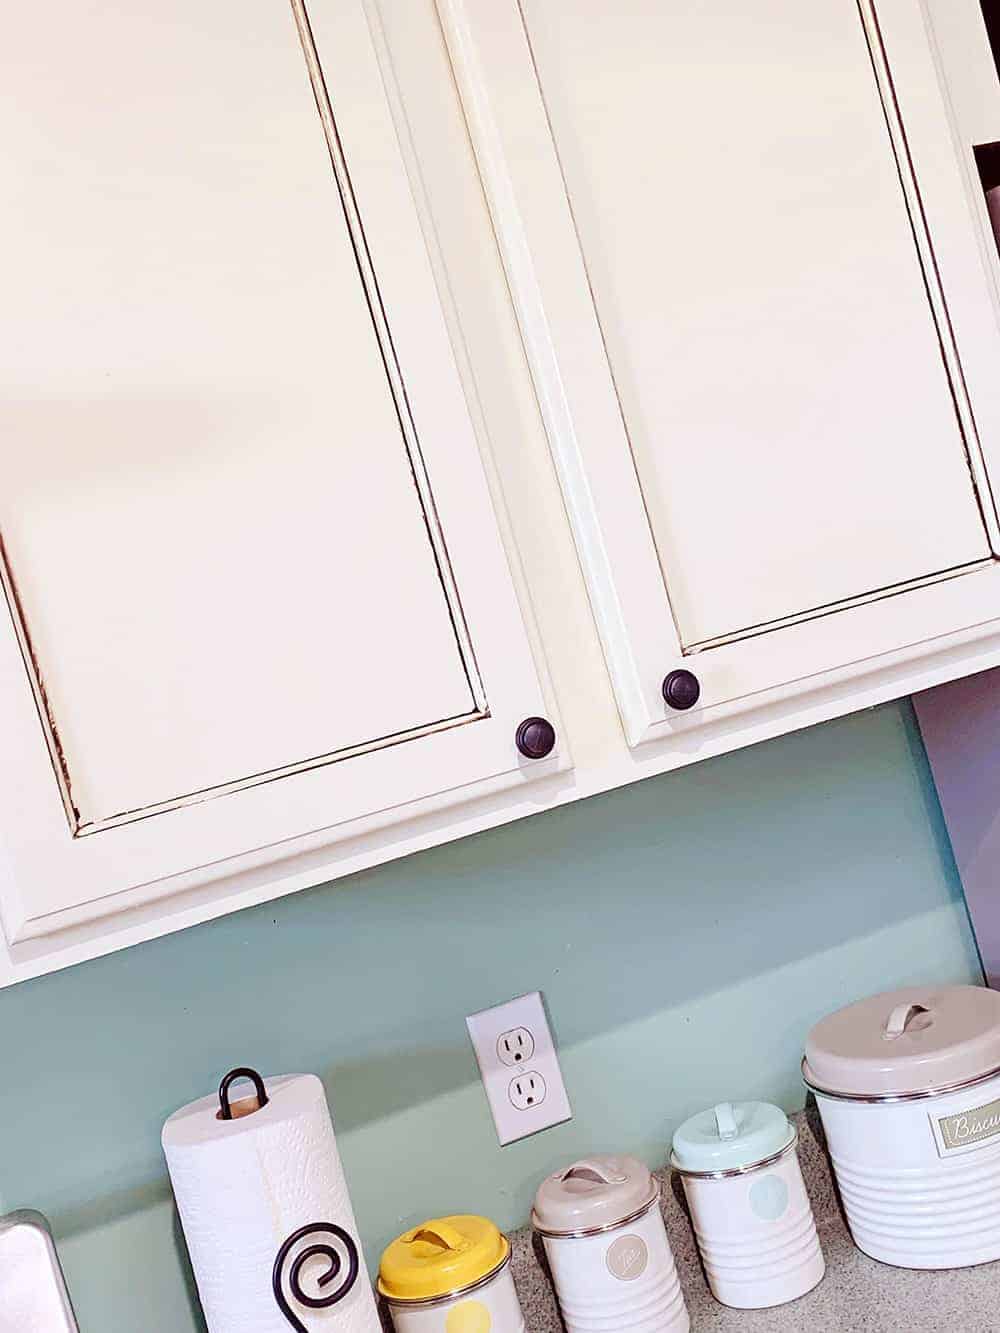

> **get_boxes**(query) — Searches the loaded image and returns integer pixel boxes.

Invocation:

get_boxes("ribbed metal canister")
[804,985,1000,1270]
[541,1200,688,1333]
[812,1080,1000,1269]
[672,1105,824,1309]
[686,1151,824,1306]
[532,1157,689,1333]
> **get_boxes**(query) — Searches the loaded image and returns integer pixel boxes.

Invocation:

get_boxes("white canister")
[531,1155,689,1333]
[804,983,1000,1270]
[378,1215,524,1333]
[671,1102,824,1309]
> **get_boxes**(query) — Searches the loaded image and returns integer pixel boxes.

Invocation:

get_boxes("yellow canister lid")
[378,1215,509,1303]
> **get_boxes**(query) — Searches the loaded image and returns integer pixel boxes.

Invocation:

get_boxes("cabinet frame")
[437,0,1000,747]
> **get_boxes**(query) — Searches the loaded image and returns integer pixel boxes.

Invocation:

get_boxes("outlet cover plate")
[466,991,572,1146]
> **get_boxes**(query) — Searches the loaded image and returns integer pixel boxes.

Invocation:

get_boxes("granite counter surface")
[503,1105,1000,1332]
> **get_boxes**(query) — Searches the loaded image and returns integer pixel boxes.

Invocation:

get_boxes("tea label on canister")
[931,1096,1000,1157]
[605,1234,648,1282]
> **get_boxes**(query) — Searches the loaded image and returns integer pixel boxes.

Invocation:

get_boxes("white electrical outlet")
[508,1070,546,1110]
[497,1026,535,1068]
[466,992,572,1145]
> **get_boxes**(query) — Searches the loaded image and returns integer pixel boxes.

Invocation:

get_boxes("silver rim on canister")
[670,1129,799,1181]
[801,1056,1000,1105]
[382,1252,511,1310]
[531,1183,661,1240]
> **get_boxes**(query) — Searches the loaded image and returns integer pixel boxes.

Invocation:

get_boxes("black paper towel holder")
[217,1067,270,1121]
[273,1223,360,1331]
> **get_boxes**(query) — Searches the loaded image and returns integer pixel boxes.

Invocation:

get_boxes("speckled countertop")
[500,1104,1000,1332]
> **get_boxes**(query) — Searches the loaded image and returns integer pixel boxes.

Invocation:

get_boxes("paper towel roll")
[162,1072,382,1333]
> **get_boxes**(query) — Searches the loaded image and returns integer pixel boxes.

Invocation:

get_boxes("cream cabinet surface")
[439,0,1000,747]
[7,0,1000,985]
[0,0,565,979]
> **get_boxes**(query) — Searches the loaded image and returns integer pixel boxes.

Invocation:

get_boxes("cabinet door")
[0,0,562,956]
[440,0,1000,749]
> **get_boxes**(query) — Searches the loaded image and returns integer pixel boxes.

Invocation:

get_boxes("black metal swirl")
[273,1222,360,1331]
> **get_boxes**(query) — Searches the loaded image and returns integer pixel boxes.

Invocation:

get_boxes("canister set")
[377,1159,688,1333]
[377,1105,821,1333]
[378,982,1000,1332]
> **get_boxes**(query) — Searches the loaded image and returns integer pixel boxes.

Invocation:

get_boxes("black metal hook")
[273,1222,360,1331]
[217,1067,269,1121]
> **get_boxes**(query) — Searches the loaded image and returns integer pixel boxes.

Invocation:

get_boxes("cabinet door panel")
[2,0,476,828]
[520,0,989,648]
[439,0,1000,746]
[0,0,561,947]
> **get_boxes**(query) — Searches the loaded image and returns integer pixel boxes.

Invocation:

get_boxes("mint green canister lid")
[671,1101,794,1176]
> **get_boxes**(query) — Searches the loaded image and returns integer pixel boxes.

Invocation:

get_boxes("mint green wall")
[0,702,980,1331]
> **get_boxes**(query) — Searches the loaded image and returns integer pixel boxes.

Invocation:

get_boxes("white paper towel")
[162,1072,382,1333]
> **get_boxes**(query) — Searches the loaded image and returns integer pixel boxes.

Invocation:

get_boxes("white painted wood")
[0,0,565,946]
[875,0,1000,540]
[8,584,1000,990]
[9,0,1000,986]
[923,2,1000,180]
[919,0,1000,471]
[2,0,477,827]
[433,0,671,743]
[438,0,1000,745]
[521,0,989,647]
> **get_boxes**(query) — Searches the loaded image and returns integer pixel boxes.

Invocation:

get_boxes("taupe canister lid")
[804,985,1000,1098]
[532,1155,657,1237]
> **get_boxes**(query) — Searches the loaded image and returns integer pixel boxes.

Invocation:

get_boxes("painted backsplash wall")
[0,701,981,1332]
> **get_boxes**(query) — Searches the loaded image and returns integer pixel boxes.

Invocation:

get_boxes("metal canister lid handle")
[218,1067,269,1120]
[883,1003,930,1040]
[405,1222,469,1254]
[714,1102,739,1140]
[560,1159,628,1185]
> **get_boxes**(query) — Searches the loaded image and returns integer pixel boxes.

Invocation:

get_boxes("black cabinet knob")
[662,669,701,711]
[516,716,557,759]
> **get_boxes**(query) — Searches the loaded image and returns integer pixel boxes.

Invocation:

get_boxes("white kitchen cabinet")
[0,0,566,974]
[439,0,1000,748]
[10,0,1000,986]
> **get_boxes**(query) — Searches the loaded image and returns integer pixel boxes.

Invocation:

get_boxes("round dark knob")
[662,669,701,711]
[516,716,557,759]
